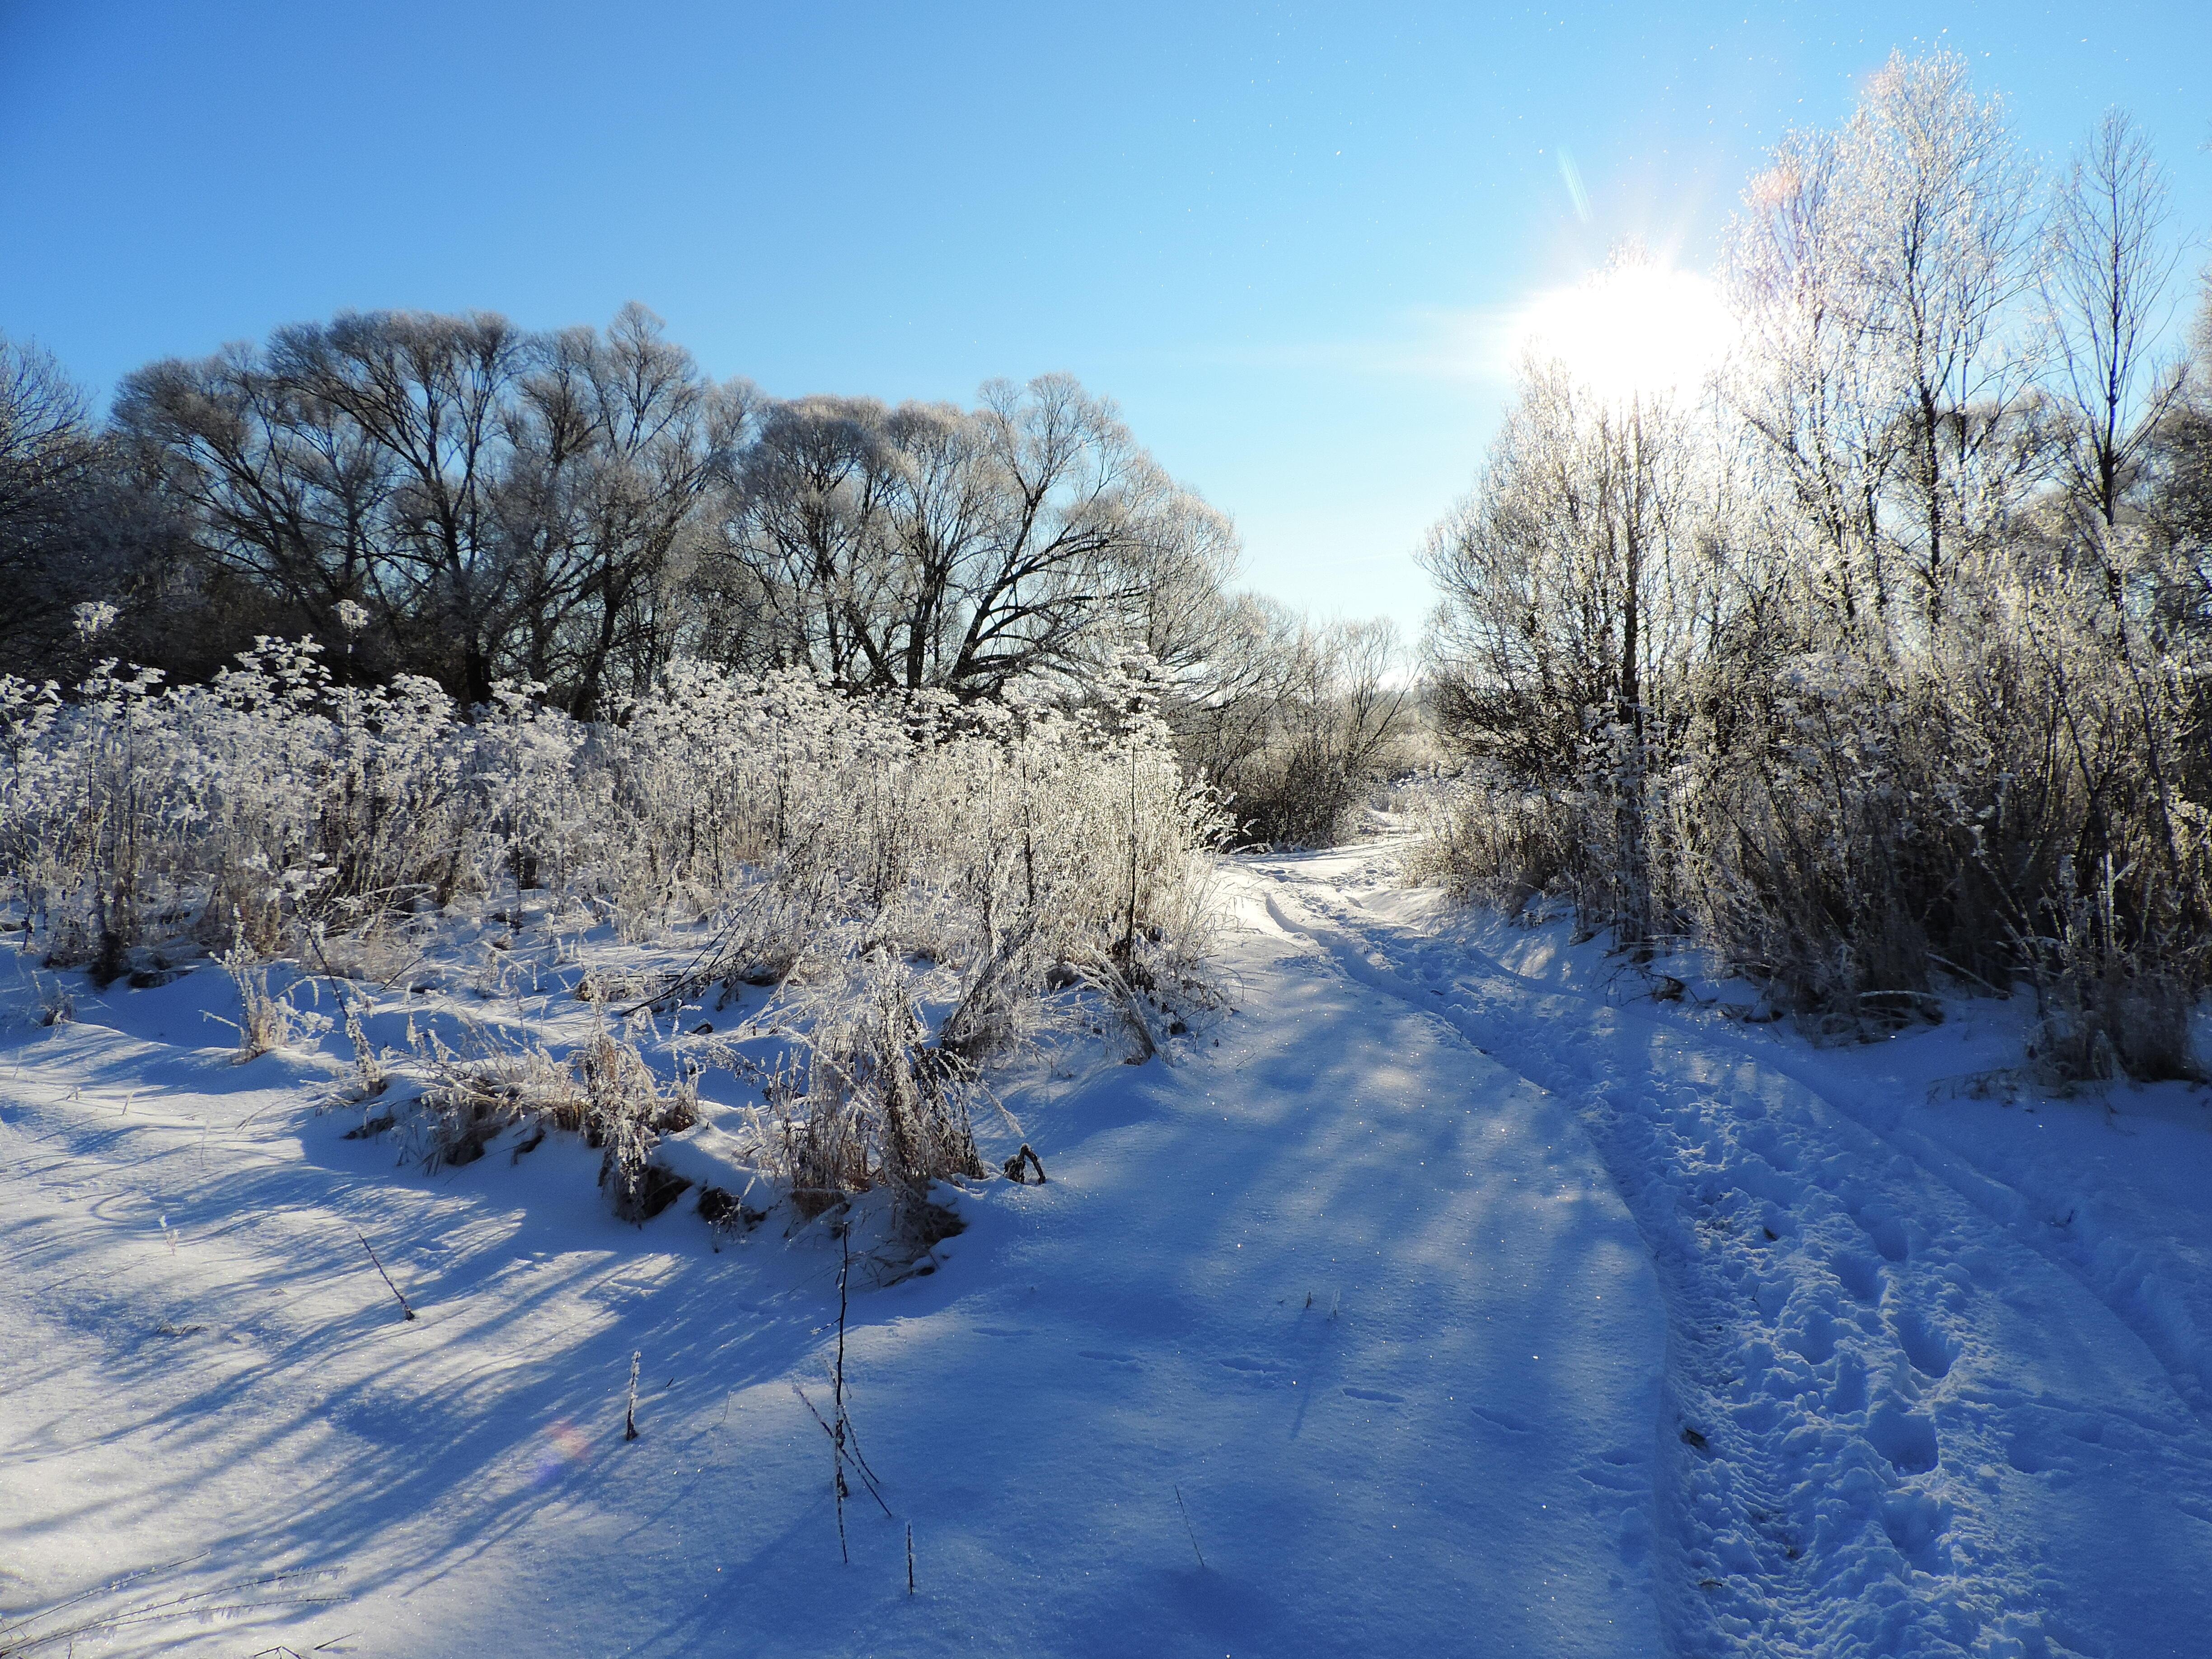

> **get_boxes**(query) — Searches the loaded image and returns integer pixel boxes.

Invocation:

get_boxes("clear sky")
[4,1,2208,635]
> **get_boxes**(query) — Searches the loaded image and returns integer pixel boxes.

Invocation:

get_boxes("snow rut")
[1256,851,2212,1659]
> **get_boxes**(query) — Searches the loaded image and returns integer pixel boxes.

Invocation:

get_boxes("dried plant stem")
[1175,1483,1206,1570]
[356,1231,414,1321]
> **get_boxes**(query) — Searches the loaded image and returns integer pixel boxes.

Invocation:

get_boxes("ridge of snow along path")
[1267,842,2212,1659]
[0,860,1664,1656]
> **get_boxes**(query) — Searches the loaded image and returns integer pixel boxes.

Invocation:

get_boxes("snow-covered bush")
[598,664,1228,1208]
[0,641,1228,1205]
[1418,55,2212,1082]
[0,640,469,970]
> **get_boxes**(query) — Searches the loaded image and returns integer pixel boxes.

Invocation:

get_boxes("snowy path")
[6,848,2211,1657]
[0,867,1665,1657]
[1262,844,2212,1659]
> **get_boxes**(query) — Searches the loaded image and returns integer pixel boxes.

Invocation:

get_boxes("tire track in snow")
[1252,849,2212,1659]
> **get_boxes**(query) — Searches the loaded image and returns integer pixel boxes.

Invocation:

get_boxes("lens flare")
[533,1419,595,1486]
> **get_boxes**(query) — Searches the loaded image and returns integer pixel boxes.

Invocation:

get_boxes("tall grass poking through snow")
[628,665,1227,1209]
[0,642,1227,1210]
[0,646,1222,979]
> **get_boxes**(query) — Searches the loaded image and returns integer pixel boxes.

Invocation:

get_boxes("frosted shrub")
[474,679,591,896]
[401,1018,698,1211]
[1421,540,2212,1074]
[576,1027,702,1221]
[1418,56,2212,1082]
[742,945,991,1220]
[0,641,1229,1209]
[624,668,1227,1206]
[0,639,474,967]
[591,665,1227,1018]
[216,922,331,1062]
[1401,770,1581,917]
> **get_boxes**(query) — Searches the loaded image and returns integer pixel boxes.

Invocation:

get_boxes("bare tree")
[1194,607,1411,847]
[712,375,1233,699]
[0,335,146,675]
[108,318,1242,717]
[0,336,96,548]
[2045,108,2187,542]
[1844,51,2045,614]
[265,311,528,703]
[115,343,398,660]
[1156,591,1306,787]
[500,305,751,714]
[117,306,751,708]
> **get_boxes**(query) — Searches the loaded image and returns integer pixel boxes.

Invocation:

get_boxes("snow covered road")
[1,859,1665,1657]
[4,848,2211,1656]
[1265,844,2212,1658]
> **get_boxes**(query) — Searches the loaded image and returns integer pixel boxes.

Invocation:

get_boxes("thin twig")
[1175,1484,1207,1570]
[355,1231,415,1321]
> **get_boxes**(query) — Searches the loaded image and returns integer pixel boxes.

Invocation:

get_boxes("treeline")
[1420,54,2212,1082]
[0,310,1412,844]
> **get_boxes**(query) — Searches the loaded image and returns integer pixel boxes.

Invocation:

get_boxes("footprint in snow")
[1867,1401,1941,1474]
[1470,1404,1532,1434]
[1833,1251,1884,1303]
[1218,1356,1290,1383]
[1788,1308,1838,1365]
[1855,1208,1912,1263]
[1881,1486,1951,1569]
[1889,1307,1959,1380]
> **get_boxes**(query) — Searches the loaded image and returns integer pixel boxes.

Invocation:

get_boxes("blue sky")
[4,1,2207,634]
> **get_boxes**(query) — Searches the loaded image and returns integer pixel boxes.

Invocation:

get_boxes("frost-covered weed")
[627,666,1227,1206]
[0,645,1219,972]
[0,642,1227,1210]
[398,1017,698,1215]
[1412,554,2212,1078]
[737,946,991,1219]
[0,640,466,965]
[215,926,331,1062]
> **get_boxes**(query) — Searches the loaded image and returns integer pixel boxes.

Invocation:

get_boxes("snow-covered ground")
[4,845,2211,1656]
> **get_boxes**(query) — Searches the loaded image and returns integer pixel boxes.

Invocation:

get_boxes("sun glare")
[1507,262,1735,403]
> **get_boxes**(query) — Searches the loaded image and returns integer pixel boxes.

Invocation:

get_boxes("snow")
[1278,845,2212,1657]
[5,844,2212,1656]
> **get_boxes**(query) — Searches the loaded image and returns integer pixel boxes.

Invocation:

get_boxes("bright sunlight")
[1507,258,1735,403]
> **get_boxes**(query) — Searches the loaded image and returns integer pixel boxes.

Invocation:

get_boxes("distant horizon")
[7,0,2208,638]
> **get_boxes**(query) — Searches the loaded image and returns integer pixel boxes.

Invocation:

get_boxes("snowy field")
[4,845,2211,1657]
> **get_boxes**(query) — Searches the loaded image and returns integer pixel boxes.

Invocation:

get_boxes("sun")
[1506,260,1734,404]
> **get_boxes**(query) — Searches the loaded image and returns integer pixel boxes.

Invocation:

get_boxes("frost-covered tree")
[1843,52,2046,614]
[1422,340,1711,937]
[1419,55,2212,1082]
